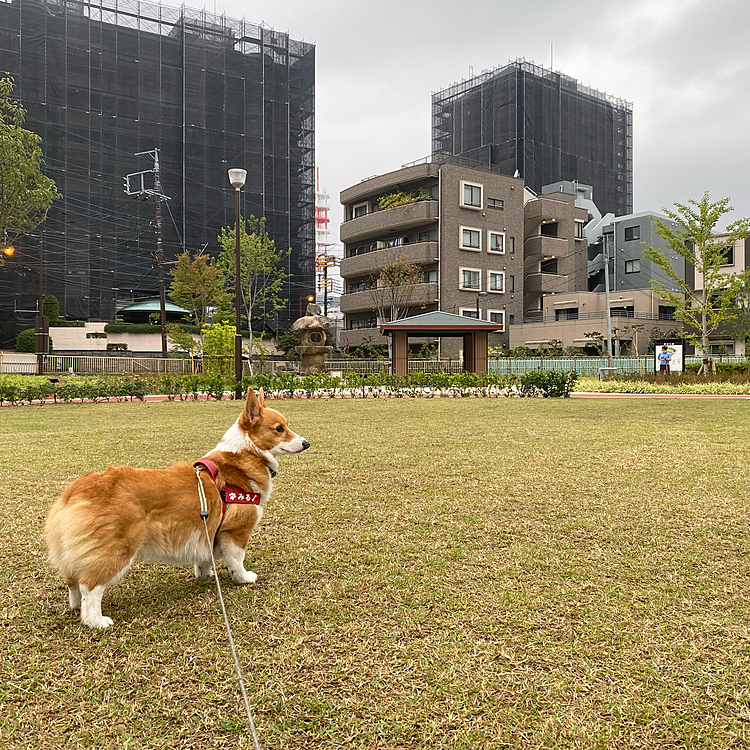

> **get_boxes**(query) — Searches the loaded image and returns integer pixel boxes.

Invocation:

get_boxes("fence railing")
[1,353,747,378]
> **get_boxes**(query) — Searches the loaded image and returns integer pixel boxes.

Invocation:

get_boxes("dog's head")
[218,387,309,457]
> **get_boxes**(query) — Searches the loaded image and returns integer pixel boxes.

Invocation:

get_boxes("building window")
[575,220,585,239]
[488,310,505,330]
[461,181,483,209]
[625,259,640,274]
[624,225,640,241]
[352,202,368,219]
[658,305,675,320]
[460,268,481,290]
[508,275,514,293]
[555,308,579,321]
[460,308,479,319]
[488,271,505,293]
[418,230,435,242]
[487,197,504,210]
[509,314,515,325]
[460,227,481,251]
[488,231,505,254]
[508,236,515,254]
[423,268,437,283]
[709,341,735,355]
[720,245,735,265]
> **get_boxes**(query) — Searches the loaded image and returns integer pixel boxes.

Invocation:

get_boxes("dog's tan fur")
[45,388,308,628]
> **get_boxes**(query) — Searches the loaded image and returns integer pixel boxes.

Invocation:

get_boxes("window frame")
[460,180,483,210]
[488,309,505,331]
[459,266,481,291]
[487,270,505,294]
[488,231,505,255]
[487,197,504,210]
[459,226,482,252]
[624,225,640,242]
[460,308,480,319]
[352,202,368,219]
[624,259,641,274]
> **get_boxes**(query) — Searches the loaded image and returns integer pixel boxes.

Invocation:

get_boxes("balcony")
[524,195,572,235]
[339,327,388,349]
[523,235,569,259]
[340,200,439,243]
[340,241,438,279]
[340,162,439,205]
[340,282,438,314]
[523,272,569,295]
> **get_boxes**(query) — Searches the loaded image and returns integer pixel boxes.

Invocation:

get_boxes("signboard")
[654,339,683,374]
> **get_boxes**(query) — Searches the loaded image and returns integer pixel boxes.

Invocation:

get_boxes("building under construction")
[432,59,632,217]
[0,0,315,347]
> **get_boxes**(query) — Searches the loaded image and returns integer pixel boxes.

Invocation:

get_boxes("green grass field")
[2,397,750,749]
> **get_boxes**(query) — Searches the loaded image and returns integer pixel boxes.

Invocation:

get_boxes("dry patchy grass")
[1,397,750,748]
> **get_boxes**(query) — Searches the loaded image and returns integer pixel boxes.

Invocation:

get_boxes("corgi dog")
[45,388,309,629]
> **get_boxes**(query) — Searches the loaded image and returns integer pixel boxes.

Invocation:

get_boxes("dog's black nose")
[301,439,310,451]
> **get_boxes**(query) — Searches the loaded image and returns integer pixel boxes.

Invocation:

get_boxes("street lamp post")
[228,168,247,400]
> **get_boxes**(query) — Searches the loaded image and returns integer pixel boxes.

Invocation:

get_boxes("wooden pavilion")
[380,311,503,376]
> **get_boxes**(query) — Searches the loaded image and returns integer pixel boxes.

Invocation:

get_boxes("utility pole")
[126,149,170,358]
[35,229,49,375]
[603,230,613,368]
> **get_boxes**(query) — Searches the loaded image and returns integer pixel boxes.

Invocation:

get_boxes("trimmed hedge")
[0,370,579,406]
[49,320,86,327]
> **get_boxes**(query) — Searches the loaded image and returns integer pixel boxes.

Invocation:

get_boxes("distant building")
[432,59,632,218]
[0,0,314,346]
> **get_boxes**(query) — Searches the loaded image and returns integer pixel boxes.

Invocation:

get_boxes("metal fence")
[1,353,746,378]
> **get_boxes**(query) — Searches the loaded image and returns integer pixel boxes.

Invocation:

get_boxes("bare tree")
[371,257,426,324]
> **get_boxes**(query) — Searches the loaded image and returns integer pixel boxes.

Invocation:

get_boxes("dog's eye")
[275,425,285,433]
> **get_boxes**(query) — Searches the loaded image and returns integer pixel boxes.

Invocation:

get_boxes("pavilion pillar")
[473,331,488,375]
[392,330,408,375]
[463,334,474,373]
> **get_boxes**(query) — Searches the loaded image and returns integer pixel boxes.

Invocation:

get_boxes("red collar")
[194,459,261,520]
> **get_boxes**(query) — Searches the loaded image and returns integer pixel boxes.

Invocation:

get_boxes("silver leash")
[196,467,262,750]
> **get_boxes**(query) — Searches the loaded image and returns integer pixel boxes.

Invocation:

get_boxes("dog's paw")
[194,563,215,580]
[83,615,114,629]
[231,569,258,585]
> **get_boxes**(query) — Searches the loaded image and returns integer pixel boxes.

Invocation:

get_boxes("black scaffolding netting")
[0,0,315,348]
[432,60,632,219]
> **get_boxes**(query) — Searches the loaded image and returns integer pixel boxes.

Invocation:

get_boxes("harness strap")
[194,460,262,523]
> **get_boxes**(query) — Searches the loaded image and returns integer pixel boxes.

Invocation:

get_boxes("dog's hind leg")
[193,561,215,579]
[78,558,134,629]
[67,581,81,610]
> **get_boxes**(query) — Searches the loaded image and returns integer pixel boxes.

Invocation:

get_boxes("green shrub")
[15,328,53,353]
[42,295,60,321]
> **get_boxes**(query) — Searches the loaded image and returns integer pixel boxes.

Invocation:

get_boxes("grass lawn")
[2,397,750,749]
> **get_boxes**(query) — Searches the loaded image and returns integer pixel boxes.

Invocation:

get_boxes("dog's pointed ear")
[243,387,262,424]
[258,388,266,407]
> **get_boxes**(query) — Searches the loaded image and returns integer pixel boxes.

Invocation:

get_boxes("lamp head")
[228,168,247,189]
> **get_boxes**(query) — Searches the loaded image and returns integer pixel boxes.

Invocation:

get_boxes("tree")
[0,75,59,265]
[168,249,229,326]
[42,294,60,321]
[201,322,235,377]
[217,216,290,329]
[642,192,750,363]
[370,256,425,324]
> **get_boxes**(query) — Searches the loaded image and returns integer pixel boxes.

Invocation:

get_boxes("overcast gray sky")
[171,0,749,232]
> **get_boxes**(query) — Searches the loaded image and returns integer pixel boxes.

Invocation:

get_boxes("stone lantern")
[292,303,333,375]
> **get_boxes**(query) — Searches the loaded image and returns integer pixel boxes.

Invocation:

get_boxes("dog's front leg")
[217,533,257,585]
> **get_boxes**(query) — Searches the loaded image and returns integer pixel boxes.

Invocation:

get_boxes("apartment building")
[339,154,602,356]
[691,234,750,356]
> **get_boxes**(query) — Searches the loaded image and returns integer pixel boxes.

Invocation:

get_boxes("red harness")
[193,459,261,521]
